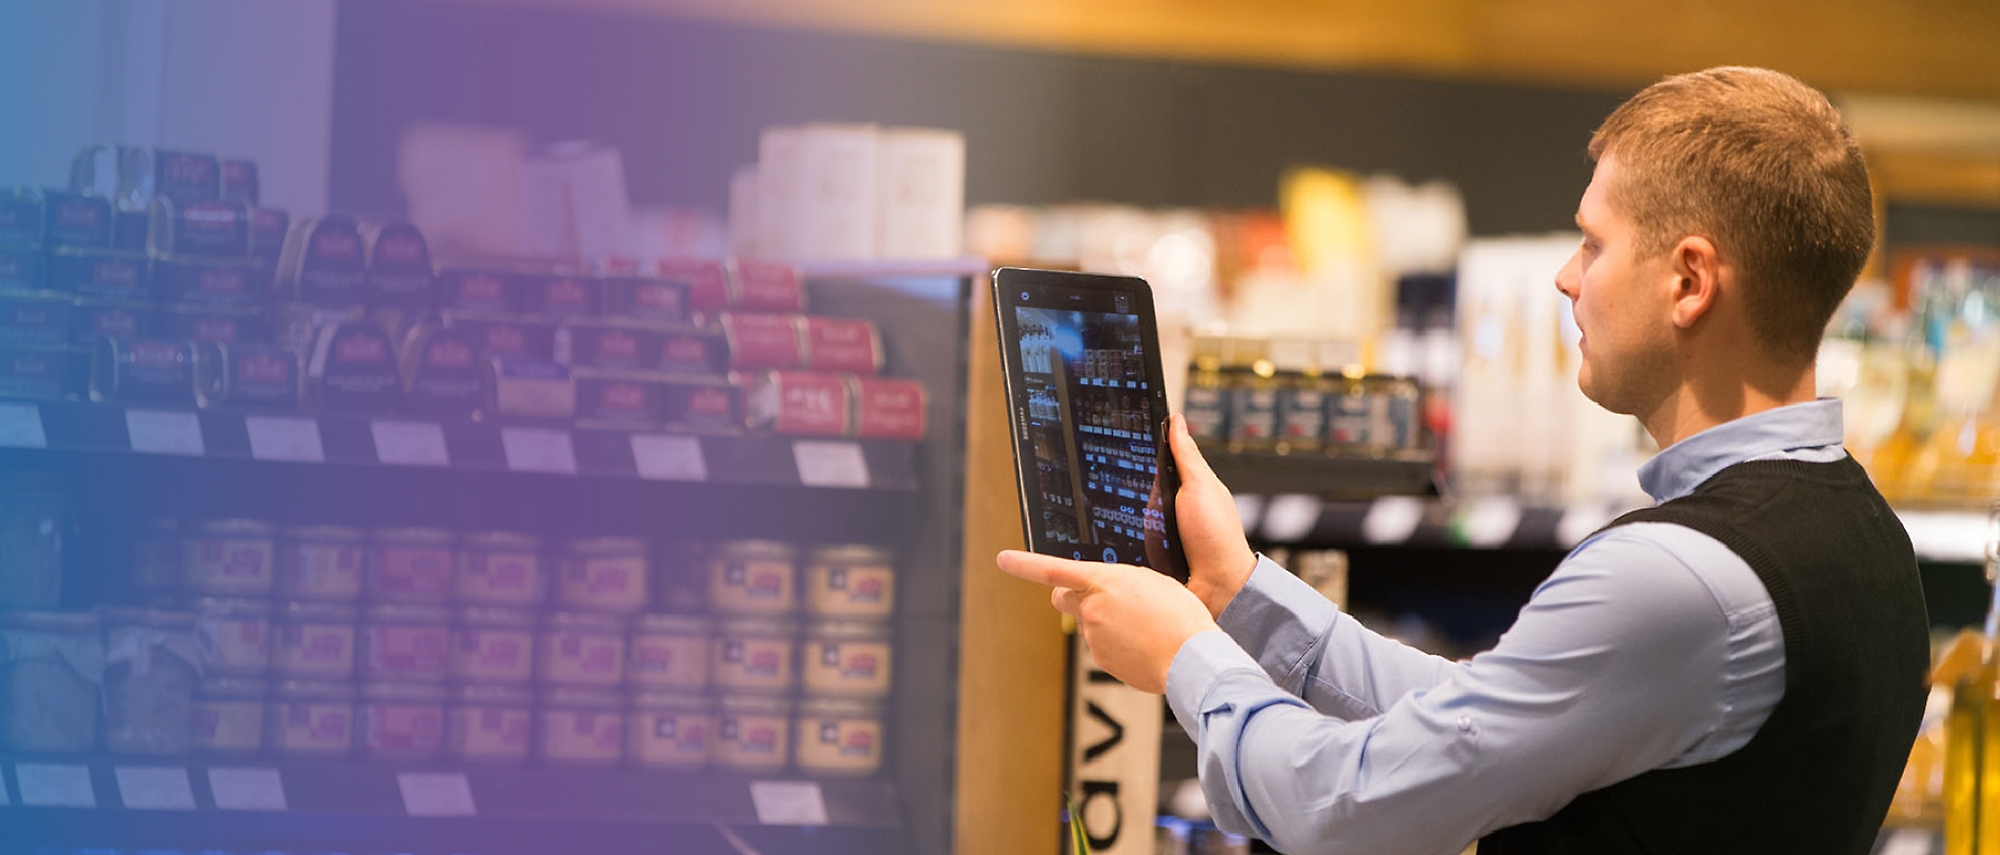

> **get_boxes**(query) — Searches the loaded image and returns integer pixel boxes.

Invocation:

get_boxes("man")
[999,67,1929,855]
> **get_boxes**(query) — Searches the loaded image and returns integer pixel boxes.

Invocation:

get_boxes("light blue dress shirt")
[1165,399,1850,855]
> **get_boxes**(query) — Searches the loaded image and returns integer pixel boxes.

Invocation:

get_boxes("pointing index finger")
[997,550,1105,591]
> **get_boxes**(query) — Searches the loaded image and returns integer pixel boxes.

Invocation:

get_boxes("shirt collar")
[1636,398,1845,503]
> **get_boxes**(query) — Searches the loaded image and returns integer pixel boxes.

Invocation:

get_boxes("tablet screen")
[995,269,1189,581]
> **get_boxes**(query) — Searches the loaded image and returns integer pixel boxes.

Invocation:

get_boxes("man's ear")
[1668,236,1722,330]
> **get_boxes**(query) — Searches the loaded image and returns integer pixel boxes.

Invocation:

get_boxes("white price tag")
[749,780,828,826]
[398,771,476,817]
[16,763,96,808]
[0,402,47,448]
[631,434,707,481]
[372,420,449,466]
[115,766,196,810]
[1459,497,1524,548]
[1259,494,1324,544]
[1362,496,1427,545]
[501,427,577,475]
[126,409,205,456]
[793,440,869,488]
[245,415,325,463]
[208,767,287,811]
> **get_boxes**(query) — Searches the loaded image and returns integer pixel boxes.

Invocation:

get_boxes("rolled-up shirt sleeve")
[1164,533,1742,855]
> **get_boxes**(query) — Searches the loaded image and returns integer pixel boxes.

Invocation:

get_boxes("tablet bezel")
[991,266,1191,582]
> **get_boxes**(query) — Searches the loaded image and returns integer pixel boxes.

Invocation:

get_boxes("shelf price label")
[114,766,196,810]
[246,415,326,463]
[793,440,869,488]
[501,427,577,475]
[398,771,476,817]
[126,409,205,456]
[16,763,96,808]
[632,434,707,481]
[749,780,828,825]
[209,767,287,811]
[0,402,46,448]
[1258,494,1323,543]
[372,420,449,467]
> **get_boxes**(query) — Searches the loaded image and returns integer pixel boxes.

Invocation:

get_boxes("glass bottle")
[1945,504,2000,855]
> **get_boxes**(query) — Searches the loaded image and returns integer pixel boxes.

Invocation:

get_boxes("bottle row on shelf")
[1183,336,1423,456]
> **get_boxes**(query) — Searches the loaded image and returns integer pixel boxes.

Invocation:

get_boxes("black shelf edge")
[1201,440,1437,501]
[0,399,921,492]
[0,756,898,829]
[1241,493,1985,564]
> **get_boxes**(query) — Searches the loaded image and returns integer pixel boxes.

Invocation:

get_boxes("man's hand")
[997,550,1218,693]
[1167,414,1257,618]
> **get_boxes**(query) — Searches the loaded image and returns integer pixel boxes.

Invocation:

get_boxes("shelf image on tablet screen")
[1014,304,1163,565]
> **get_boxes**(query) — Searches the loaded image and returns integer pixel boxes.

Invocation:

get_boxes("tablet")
[992,267,1191,582]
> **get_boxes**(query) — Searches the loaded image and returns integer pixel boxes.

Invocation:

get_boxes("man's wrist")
[1191,551,1258,620]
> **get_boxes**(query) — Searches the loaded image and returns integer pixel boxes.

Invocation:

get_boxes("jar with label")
[538,611,627,687]
[366,527,455,603]
[708,540,798,615]
[102,607,202,755]
[654,541,708,613]
[190,677,266,755]
[276,525,365,601]
[804,545,896,618]
[628,691,711,770]
[802,620,893,698]
[184,519,276,597]
[714,693,793,774]
[794,696,886,777]
[539,687,624,766]
[558,537,649,613]
[713,617,797,692]
[445,682,533,764]
[271,601,358,679]
[268,679,355,758]
[0,471,66,609]
[451,606,535,684]
[357,680,447,762]
[0,611,104,753]
[359,604,451,681]
[189,597,271,676]
[456,531,544,606]
[628,613,710,690]
[130,517,181,603]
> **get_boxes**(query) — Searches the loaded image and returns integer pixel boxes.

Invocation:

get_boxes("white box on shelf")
[793,124,883,261]
[519,140,632,263]
[728,164,761,259]
[757,126,807,261]
[877,127,965,261]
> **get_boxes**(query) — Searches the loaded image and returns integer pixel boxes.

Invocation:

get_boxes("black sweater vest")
[1478,457,1929,855]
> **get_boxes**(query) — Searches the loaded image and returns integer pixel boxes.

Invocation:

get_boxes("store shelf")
[1240,493,1989,564]
[1201,440,1436,500]
[0,756,896,855]
[0,399,918,491]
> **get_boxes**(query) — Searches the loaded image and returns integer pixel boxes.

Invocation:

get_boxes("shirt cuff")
[1215,554,1342,689]
[1165,629,1268,737]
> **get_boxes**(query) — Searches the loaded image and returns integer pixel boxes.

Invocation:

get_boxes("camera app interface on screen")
[1014,293,1173,568]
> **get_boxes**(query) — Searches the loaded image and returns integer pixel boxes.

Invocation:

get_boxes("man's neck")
[1641,367,1819,449]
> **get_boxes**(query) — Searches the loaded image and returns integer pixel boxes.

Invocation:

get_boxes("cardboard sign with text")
[1066,637,1162,855]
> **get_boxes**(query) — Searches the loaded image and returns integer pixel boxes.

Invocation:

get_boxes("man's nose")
[1554,253,1582,300]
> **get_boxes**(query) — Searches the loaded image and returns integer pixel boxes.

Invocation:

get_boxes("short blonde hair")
[1590,67,1874,367]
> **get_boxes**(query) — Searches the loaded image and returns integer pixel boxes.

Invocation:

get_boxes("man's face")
[1555,155,1679,416]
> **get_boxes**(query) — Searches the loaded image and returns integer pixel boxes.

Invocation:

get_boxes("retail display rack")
[0,260,982,855]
